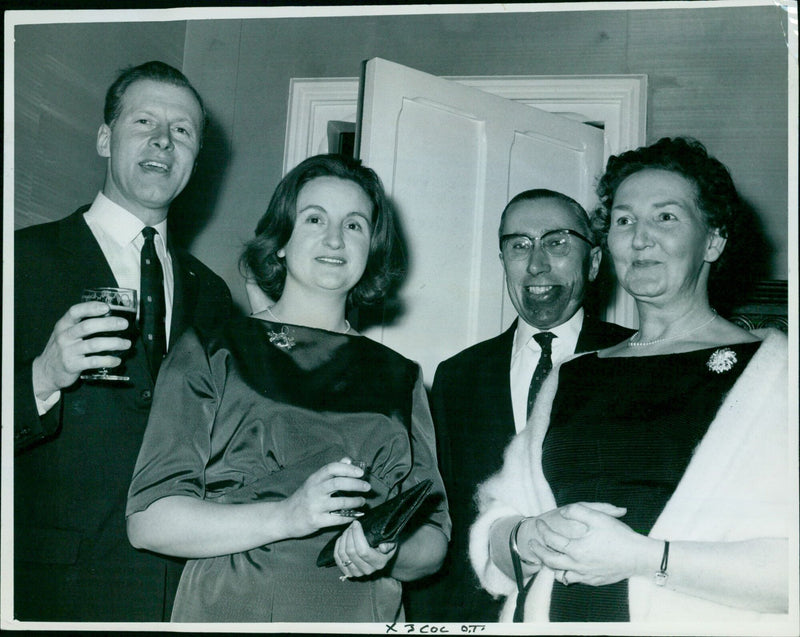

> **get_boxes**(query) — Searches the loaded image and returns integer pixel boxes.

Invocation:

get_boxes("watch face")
[654,571,669,586]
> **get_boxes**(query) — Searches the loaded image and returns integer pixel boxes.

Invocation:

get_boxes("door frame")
[284,74,646,170]
[282,74,648,327]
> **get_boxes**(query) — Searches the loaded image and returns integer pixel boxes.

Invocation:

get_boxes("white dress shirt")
[83,192,174,337]
[509,308,584,433]
[36,192,174,414]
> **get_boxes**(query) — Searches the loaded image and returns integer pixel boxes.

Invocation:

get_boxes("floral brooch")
[267,325,296,351]
[706,347,737,373]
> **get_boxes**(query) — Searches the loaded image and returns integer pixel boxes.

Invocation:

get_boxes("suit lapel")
[487,321,517,436]
[575,316,604,353]
[58,207,119,288]
[169,246,197,349]
[575,315,635,353]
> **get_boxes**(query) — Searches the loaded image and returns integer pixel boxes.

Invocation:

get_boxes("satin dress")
[127,316,450,622]
[541,342,759,621]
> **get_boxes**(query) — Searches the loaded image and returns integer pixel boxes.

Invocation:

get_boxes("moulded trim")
[283,74,647,173]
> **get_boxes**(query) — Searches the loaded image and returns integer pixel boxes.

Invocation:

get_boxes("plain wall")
[12,5,790,314]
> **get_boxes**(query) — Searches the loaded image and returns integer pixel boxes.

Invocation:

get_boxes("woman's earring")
[277,248,286,258]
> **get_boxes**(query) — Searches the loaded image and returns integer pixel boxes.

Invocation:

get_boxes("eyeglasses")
[500,229,595,260]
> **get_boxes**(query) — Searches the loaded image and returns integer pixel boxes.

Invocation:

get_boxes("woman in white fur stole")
[469,138,791,626]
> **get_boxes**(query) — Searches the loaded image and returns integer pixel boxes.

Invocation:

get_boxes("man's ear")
[96,123,111,158]
[704,228,727,263]
[587,245,602,282]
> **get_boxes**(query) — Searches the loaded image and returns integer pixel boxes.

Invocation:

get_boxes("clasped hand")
[283,458,397,579]
[518,502,649,587]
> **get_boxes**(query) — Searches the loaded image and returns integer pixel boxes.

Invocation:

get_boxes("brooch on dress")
[267,325,296,351]
[706,347,737,373]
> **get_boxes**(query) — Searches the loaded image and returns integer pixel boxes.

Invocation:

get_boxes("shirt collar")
[84,192,169,247]
[512,307,585,356]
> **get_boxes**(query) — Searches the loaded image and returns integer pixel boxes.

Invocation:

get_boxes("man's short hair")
[499,188,592,239]
[104,60,206,138]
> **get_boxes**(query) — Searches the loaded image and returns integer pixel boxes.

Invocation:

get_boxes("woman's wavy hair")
[592,137,770,313]
[593,137,748,291]
[240,154,402,307]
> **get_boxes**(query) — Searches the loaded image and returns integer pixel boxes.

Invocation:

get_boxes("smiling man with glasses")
[498,192,602,333]
[405,188,634,623]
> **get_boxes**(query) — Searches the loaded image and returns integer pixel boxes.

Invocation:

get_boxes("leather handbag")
[316,479,434,567]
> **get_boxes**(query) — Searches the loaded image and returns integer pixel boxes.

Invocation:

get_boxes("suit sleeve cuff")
[35,388,61,416]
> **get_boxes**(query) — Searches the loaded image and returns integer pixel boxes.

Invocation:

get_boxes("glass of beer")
[79,287,138,382]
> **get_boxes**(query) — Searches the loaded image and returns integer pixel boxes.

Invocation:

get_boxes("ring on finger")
[341,560,352,567]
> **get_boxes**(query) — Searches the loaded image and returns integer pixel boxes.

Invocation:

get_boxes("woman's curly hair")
[240,154,403,307]
[593,137,755,301]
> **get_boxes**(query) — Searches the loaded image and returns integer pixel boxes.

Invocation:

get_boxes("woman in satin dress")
[126,154,450,622]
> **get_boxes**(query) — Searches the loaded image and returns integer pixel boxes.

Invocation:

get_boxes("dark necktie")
[526,331,555,419]
[140,226,167,377]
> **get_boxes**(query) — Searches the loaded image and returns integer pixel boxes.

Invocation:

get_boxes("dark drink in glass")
[80,287,138,382]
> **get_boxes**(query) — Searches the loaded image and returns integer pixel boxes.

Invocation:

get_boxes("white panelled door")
[357,58,604,383]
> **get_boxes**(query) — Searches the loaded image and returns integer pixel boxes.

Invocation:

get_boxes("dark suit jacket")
[404,316,635,622]
[13,207,233,621]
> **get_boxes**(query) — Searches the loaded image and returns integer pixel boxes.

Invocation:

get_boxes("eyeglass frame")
[499,228,596,260]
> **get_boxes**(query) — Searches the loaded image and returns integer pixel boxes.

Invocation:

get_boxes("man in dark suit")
[13,61,232,621]
[405,189,634,622]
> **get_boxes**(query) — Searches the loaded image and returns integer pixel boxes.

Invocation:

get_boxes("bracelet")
[510,517,539,566]
[654,540,669,586]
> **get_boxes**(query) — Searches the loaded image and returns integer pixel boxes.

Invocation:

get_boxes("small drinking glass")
[333,461,371,517]
[79,287,138,382]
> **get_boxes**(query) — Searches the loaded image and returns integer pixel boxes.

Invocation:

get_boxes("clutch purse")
[316,479,434,567]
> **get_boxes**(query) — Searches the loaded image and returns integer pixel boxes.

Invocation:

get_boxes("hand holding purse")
[316,479,434,567]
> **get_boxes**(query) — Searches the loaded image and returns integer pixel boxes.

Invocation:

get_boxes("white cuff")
[35,388,61,416]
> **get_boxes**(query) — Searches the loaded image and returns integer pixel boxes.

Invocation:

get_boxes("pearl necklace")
[264,305,351,335]
[627,311,717,348]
